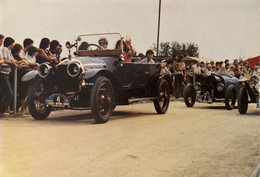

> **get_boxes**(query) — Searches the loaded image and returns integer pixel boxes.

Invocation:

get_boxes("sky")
[0,0,259,61]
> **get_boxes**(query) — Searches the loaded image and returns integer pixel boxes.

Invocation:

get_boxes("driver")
[98,38,108,49]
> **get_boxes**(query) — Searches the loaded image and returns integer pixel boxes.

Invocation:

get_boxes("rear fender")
[160,74,173,95]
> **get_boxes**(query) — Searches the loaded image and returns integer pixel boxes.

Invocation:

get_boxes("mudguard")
[21,70,39,82]
[82,68,107,79]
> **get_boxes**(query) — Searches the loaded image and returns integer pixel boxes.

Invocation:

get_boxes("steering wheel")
[87,44,100,50]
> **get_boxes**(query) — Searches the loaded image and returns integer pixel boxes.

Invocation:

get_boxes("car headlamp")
[217,83,224,91]
[250,76,259,86]
[194,82,201,90]
[67,62,82,77]
[39,63,52,78]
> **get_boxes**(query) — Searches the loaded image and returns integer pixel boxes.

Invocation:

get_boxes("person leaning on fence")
[25,46,40,68]
[50,40,61,62]
[36,38,58,64]
[11,43,31,113]
[0,37,18,117]
[20,38,33,58]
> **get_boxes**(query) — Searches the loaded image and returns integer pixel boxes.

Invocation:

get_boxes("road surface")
[0,100,260,177]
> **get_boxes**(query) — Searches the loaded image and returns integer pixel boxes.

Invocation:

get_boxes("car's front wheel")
[28,79,51,120]
[238,87,248,114]
[90,76,114,123]
[184,83,196,107]
[154,79,170,114]
[225,85,236,110]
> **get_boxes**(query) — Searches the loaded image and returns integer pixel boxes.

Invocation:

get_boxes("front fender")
[82,69,107,80]
[21,70,39,82]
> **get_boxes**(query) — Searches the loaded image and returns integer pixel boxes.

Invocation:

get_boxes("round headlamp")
[67,62,82,77]
[217,83,224,91]
[194,82,201,90]
[250,76,259,86]
[38,63,52,78]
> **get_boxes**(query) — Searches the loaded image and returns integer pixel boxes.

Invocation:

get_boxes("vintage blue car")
[24,33,172,123]
[237,75,260,114]
[183,74,243,110]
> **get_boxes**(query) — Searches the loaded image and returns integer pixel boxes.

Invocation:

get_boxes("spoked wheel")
[90,76,114,123]
[28,79,51,120]
[225,85,236,110]
[184,83,196,107]
[154,79,170,114]
[238,87,248,114]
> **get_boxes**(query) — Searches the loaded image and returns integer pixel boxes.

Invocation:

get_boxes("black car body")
[237,75,260,114]
[183,74,243,110]
[24,33,172,123]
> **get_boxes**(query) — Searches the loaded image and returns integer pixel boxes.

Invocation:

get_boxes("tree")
[152,41,199,61]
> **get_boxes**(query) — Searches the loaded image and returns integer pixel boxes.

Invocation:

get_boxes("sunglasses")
[99,42,107,45]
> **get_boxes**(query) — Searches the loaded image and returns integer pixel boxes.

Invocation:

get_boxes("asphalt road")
[0,100,260,177]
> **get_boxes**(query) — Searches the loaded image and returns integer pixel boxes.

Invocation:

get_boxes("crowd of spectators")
[0,34,62,117]
[163,56,260,98]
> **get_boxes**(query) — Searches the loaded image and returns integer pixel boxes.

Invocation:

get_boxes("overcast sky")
[0,0,259,61]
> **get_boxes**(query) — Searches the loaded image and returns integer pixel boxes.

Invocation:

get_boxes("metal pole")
[13,67,17,116]
[156,0,162,56]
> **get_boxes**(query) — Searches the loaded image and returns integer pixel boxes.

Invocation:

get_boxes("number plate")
[45,94,70,108]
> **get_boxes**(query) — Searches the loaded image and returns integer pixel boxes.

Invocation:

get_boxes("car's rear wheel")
[225,85,236,110]
[28,79,51,120]
[154,79,170,114]
[90,76,114,123]
[238,87,248,114]
[184,83,196,107]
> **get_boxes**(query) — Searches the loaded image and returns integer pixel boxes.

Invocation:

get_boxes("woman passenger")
[115,39,136,62]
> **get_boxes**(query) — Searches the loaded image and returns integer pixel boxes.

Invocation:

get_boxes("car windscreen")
[77,33,121,51]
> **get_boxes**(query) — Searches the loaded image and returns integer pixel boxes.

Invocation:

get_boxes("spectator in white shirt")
[0,34,4,58]
[141,50,155,64]
[205,64,213,76]
[20,38,34,58]
[192,61,201,74]
[25,46,40,68]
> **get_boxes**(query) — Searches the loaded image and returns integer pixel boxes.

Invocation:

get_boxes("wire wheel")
[91,76,114,123]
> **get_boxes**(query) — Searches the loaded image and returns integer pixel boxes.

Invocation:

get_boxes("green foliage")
[153,41,199,60]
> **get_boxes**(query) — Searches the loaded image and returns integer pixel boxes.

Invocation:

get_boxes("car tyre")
[28,79,51,120]
[90,76,114,123]
[225,85,236,110]
[238,87,248,114]
[184,83,196,107]
[154,79,170,114]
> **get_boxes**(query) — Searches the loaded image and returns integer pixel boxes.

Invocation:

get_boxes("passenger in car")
[98,38,108,49]
[36,38,58,64]
[141,50,155,64]
[115,39,136,62]
[78,42,89,50]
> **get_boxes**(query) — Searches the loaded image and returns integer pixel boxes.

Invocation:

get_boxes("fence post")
[13,66,17,116]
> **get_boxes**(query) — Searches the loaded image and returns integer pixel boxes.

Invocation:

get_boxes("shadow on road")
[37,109,157,124]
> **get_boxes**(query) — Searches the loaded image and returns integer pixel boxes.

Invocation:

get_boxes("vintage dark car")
[183,74,242,110]
[237,75,260,114]
[23,33,172,123]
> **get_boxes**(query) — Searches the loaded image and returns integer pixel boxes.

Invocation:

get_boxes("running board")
[128,97,157,104]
